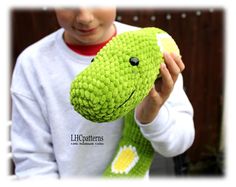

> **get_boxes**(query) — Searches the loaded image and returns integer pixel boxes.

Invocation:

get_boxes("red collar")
[66,30,117,56]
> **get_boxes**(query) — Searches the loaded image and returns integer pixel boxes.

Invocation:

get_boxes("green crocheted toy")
[70,27,180,123]
[70,27,180,177]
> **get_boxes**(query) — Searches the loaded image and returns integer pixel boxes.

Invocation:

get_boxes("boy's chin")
[74,35,103,45]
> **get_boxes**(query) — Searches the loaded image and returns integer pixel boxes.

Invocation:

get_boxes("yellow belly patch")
[111,145,139,174]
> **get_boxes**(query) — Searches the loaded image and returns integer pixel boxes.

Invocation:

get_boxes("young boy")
[11,8,194,179]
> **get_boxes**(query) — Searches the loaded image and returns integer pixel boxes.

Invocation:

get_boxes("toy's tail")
[103,110,155,177]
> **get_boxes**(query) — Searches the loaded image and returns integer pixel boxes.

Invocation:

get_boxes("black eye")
[91,58,94,63]
[129,57,139,66]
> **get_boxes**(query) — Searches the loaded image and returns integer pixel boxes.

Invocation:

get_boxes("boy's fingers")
[170,52,185,71]
[159,63,174,99]
[163,52,180,82]
[148,87,158,98]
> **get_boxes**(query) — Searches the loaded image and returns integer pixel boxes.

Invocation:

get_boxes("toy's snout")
[70,55,140,122]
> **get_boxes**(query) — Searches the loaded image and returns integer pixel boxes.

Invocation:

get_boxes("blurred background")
[9,8,224,177]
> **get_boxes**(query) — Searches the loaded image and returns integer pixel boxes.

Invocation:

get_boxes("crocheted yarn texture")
[70,27,180,177]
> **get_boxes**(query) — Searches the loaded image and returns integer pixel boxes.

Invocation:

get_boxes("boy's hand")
[136,52,185,124]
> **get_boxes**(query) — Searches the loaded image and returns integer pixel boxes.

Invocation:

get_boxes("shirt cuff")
[134,104,170,135]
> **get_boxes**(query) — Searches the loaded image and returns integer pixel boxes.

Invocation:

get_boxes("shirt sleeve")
[134,74,195,157]
[11,56,59,179]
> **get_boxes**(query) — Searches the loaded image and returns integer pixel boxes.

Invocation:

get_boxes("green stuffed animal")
[70,27,180,177]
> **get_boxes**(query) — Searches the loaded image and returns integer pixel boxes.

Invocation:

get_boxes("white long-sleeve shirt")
[11,21,194,179]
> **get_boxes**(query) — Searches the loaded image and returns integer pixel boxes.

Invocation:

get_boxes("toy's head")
[70,28,180,122]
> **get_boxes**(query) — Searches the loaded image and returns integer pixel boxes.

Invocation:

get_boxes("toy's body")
[70,27,180,177]
[103,109,154,177]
